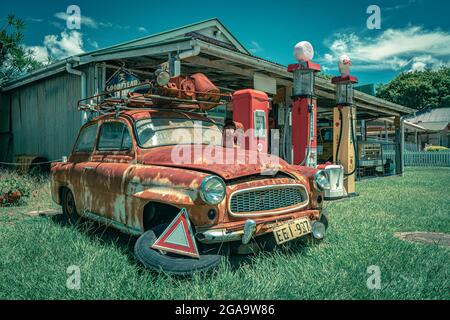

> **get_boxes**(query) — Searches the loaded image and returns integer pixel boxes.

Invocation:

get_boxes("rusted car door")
[68,123,100,213]
[88,119,135,224]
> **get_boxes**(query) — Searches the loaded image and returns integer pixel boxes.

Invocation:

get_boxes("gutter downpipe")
[177,44,200,60]
[65,57,87,125]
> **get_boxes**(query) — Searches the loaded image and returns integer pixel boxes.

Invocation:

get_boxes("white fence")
[383,151,450,167]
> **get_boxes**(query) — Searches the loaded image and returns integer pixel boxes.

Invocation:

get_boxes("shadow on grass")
[49,214,313,277]
[50,214,138,260]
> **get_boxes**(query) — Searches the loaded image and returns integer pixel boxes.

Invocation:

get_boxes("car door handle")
[84,166,94,171]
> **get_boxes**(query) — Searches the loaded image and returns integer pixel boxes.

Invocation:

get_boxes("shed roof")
[408,107,450,124]
[406,107,450,131]
[88,18,249,55]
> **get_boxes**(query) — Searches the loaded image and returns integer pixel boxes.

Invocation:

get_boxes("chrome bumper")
[196,220,256,244]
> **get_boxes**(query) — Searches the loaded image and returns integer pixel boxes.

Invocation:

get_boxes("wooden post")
[394,116,404,175]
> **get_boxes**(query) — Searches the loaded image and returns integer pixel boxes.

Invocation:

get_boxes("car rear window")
[97,122,132,151]
[74,124,98,153]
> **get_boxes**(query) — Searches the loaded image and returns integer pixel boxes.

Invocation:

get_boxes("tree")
[0,14,43,87]
[376,67,450,110]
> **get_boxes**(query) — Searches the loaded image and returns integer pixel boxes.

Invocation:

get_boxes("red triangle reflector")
[151,208,200,258]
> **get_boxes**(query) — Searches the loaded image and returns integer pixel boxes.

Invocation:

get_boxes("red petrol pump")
[232,89,269,153]
[287,41,320,167]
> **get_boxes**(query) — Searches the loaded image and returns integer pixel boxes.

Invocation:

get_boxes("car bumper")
[195,209,320,244]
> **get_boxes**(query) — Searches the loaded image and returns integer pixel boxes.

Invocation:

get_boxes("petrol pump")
[332,55,358,196]
[232,89,269,153]
[287,41,320,167]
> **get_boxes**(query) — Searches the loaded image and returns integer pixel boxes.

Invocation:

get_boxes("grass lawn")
[0,167,449,300]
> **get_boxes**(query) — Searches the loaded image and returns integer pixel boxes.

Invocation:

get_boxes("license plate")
[273,218,311,245]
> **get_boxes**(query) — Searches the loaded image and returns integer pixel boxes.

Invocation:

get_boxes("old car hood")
[138,145,290,180]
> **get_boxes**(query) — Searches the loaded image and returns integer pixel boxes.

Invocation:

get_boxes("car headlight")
[200,176,226,205]
[314,170,331,191]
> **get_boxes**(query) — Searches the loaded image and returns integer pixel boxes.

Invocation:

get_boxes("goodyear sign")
[105,68,141,97]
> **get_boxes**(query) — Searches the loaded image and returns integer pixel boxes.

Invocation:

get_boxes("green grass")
[0,168,449,299]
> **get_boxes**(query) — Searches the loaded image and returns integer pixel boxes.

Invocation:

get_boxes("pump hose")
[299,95,314,166]
[335,107,358,176]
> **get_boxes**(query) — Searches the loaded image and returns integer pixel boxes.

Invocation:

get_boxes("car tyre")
[134,223,223,275]
[61,188,80,225]
[320,211,329,229]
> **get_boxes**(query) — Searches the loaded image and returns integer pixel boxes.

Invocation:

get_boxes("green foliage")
[0,14,43,87]
[376,67,450,110]
[317,72,332,80]
[0,170,34,206]
[425,145,450,152]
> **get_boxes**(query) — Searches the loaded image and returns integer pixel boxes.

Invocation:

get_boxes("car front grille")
[229,185,308,215]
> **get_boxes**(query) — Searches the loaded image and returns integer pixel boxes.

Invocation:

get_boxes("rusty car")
[50,73,330,275]
[50,108,329,274]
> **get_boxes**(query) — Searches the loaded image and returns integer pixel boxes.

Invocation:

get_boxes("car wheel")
[62,188,79,225]
[134,223,224,275]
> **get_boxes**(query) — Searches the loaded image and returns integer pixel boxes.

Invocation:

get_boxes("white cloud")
[320,26,450,73]
[87,38,99,49]
[27,46,49,63]
[27,30,85,64]
[138,26,148,33]
[44,30,84,57]
[323,53,334,63]
[248,40,264,54]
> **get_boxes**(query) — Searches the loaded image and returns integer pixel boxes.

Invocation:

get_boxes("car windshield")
[135,118,223,148]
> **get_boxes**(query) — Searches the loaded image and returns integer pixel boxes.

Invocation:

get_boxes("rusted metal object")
[77,73,229,112]
[0,190,22,206]
[51,107,325,253]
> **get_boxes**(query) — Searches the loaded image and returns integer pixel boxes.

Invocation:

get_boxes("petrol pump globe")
[332,55,358,106]
[294,41,314,62]
[290,41,317,97]
[338,54,352,76]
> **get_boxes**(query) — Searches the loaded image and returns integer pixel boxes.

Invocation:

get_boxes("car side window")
[74,124,98,153]
[97,122,133,151]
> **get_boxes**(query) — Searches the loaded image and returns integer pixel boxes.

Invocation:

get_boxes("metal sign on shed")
[105,67,141,97]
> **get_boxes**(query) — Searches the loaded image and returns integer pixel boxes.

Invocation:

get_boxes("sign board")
[105,67,141,97]
[151,208,200,258]
[253,73,277,94]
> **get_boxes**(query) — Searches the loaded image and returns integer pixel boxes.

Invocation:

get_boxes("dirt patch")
[394,232,450,247]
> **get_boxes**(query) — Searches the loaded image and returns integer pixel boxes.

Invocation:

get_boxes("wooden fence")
[383,151,450,167]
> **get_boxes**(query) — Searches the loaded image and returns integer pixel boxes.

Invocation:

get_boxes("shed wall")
[7,72,82,162]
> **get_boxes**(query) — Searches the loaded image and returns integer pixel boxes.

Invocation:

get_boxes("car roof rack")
[77,80,231,116]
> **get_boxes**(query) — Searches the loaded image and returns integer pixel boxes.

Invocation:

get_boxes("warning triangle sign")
[151,208,200,258]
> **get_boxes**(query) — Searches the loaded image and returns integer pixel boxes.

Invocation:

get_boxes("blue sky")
[2,0,450,85]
